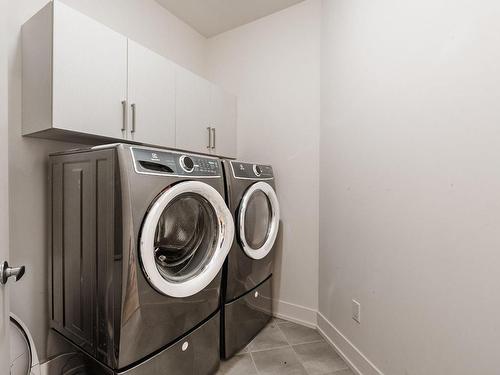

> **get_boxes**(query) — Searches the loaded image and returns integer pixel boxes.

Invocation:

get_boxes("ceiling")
[155,0,305,37]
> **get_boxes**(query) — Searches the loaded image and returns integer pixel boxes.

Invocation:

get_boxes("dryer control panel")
[231,161,274,179]
[132,148,221,177]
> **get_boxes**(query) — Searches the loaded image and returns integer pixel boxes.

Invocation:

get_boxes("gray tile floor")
[217,318,354,375]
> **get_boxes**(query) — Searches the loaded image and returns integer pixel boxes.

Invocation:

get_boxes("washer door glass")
[239,182,280,260]
[154,193,217,283]
[141,181,234,298]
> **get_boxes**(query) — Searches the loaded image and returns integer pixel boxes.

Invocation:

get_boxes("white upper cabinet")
[22,1,237,157]
[127,40,175,147]
[52,2,128,139]
[175,66,212,154]
[210,85,237,158]
[23,1,128,140]
[174,67,238,158]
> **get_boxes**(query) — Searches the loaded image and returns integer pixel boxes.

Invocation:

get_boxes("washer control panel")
[132,148,220,177]
[231,161,274,179]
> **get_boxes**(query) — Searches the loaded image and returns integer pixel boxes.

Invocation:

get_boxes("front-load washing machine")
[220,160,280,358]
[48,144,234,374]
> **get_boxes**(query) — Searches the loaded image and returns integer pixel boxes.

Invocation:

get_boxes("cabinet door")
[175,66,211,154]
[128,40,175,147]
[52,1,127,139]
[211,85,237,158]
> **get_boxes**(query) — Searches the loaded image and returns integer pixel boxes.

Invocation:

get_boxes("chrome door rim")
[140,181,234,297]
[238,182,280,260]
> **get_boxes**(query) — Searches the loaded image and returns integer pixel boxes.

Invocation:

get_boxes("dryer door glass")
[239,182,280,260]
[154,193,217,283]
[140,181,234,298]
[244,190,272,249]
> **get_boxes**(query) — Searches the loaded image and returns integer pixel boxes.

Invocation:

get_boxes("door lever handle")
[0,261,26,285]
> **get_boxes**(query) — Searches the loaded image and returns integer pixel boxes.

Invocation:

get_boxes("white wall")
[207,0,321,324]
[320,1,500,374]
[7,0,207,361]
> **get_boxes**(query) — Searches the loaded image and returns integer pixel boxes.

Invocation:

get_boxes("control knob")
[180,155,194,173]
[253,165,262,177]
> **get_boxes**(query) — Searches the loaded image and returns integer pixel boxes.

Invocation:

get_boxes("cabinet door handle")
[207,127,212,149]
[131,103,136,133]
[121,100,127,132]
[211,128,216,149]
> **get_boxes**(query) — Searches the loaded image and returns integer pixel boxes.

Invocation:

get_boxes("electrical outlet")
[352,300,361,323]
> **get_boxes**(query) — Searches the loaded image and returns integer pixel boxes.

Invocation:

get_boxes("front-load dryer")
[48,144,234,374]
[220,160,280,358]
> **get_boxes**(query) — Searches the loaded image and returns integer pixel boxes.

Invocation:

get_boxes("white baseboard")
[317,312,384,375]
[272,299,318,328]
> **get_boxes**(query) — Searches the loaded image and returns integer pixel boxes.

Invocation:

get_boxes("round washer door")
[238,181,280,260]
[140,181,234,298]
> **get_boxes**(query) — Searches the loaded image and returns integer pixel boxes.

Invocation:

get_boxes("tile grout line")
[274,319,291,346]
[275,320,313,375]
[276,318,326,347]
[290,344,312,375]
[249,319,299,374]
[279,318,350,375]
[291,338,350,375]
[291,338,327,346]
[247,326,261,375]
[250,344,290,354]
[242,318,346,375]
[248,350,261,375]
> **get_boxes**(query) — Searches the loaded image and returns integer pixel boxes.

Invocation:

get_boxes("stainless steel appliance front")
[48,144,234,373]
[221,160,280,358]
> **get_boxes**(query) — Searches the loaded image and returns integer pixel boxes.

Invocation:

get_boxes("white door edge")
[0,0,10,370]
[10,313,41,373]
